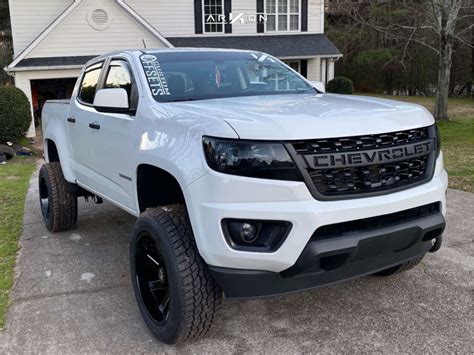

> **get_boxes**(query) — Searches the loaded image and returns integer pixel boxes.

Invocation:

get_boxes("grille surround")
[287,125,438,200]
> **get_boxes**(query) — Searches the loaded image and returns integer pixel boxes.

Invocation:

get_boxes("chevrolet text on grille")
[307,140,434,169]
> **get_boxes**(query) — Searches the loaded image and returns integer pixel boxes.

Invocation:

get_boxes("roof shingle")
[15,56,97,68]
[13,34,340,69]
[167,34,341,57]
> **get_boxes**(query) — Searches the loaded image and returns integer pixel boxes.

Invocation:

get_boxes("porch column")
[14,71,36,138]
[320,58,327,84]
[327,58,335,82]
[306,57,321,82]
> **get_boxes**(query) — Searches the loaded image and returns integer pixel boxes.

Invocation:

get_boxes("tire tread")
[141,205,221,343]
[39,162,77,232]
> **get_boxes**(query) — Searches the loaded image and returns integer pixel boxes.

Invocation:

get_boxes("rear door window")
[78,62,103,104]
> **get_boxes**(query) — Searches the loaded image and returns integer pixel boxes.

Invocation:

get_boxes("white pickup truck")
[40,48,447,344]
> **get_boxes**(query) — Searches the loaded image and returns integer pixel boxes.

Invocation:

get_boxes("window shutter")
[225,0,232,33]
[194,0,203,34]
[300,60,308,78]
[256,0,264,33]
[301,0,308,32]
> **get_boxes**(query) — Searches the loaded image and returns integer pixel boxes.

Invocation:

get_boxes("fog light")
[240,223,258,243]
[222,219,292,252]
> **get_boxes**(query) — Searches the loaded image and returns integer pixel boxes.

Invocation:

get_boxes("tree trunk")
[434,33,453,121]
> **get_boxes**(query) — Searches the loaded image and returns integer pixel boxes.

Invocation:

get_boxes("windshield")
[139,51,314,102]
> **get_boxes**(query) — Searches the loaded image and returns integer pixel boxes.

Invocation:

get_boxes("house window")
[284,60,301,73]
[265,0,300,32]
[203,0,225,33]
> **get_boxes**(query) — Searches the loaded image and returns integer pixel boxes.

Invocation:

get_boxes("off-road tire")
[38,162,78,232]
[130,205,222,344]
[373,255,425,277]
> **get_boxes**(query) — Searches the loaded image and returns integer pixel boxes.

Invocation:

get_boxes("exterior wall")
[124,0,195,37]
[9,0,72,56]
[9,0,326,57]
[14,69,81,137]
[308,0,324,33]
[231,0,257,35]
[28,0,167,58]
[124,0,323,37]
[306,57,321,82]
[307,57,337,84]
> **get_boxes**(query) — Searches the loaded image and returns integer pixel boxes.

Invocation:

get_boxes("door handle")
[67,117,76,123]
[89,122,100,130]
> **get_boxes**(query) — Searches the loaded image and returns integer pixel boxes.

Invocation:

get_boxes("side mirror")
[93,88,133,114]
[310,81,325,93]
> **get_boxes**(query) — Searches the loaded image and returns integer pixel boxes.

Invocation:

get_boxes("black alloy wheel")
[135,233,170,325]
[39,174,50,224]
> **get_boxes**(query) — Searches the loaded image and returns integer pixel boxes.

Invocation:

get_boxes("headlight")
[202,137,302,181]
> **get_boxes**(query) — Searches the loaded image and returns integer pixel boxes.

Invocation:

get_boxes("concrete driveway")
[1,167,473,353]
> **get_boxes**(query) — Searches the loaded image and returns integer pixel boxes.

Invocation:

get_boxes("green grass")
[361,94,474,192]
[0,157,36,328]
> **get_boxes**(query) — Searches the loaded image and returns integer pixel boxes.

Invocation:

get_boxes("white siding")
[124,0,196,37]
[29,0,168,58]
[229,0,257,35]
[9,0,325,57]
[9,0,73,56]
[14,69,81,137]
[125,0,323,36]
[308,0,324,33]
[307,57,321,81]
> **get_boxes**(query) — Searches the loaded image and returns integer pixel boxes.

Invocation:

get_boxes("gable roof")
[14,56,97,69]
[6,0,172,71]
[167,34,342,58]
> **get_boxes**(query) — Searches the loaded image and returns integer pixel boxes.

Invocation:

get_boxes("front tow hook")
[429,235,443,253]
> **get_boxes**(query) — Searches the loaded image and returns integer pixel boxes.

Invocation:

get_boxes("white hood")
[164,93,435,140]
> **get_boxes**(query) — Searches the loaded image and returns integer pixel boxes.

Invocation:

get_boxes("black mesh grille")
[291,126,436,199]
[293,127,430,155]
[313,202,441,241]
[309,156,429,195]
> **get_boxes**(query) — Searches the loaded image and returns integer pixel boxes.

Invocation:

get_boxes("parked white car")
[40,49,447,344]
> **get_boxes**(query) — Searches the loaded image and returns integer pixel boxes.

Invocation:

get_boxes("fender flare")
[43,137,76,183]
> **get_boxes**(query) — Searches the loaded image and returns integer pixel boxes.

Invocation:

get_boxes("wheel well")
[136,164,185,213]
[46,139,60,163]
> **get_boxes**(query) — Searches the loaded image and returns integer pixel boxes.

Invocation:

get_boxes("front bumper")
[209,211,445,298]
[184,154,448,273]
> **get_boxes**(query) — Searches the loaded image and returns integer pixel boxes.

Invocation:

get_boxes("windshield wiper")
[164,97,201,103]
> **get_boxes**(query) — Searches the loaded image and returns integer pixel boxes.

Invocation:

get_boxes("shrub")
[326,76,354,95]
[0,86,32,143]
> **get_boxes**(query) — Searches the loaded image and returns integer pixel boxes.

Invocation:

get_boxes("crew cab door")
[86,58,138,211]
[67,61,105,186]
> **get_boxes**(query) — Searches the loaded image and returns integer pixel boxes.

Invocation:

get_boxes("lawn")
[362,94,474,192]
[0,157,36,328]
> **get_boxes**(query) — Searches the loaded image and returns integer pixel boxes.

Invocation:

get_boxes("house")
[5,0,341,137]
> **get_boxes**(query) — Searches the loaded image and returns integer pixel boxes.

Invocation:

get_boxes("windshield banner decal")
[140,55,170,97]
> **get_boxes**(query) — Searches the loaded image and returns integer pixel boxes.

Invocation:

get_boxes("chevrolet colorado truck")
[40,49,447,344]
